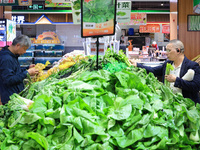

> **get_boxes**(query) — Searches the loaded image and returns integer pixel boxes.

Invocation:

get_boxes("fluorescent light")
[170,12,178,14]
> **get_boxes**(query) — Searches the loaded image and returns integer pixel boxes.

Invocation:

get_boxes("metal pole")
[96,37,99,70]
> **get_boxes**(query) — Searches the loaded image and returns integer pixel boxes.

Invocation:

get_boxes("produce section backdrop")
[1,1,200,60]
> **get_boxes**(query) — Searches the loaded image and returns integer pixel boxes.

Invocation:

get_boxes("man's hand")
[129,59,137,67]
[29,64,35,68]
[165,74,176,82]
[27,68,39,76]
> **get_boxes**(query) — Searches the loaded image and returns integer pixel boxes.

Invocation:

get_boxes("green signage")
[28,4,44,10]
[193,0,200,13]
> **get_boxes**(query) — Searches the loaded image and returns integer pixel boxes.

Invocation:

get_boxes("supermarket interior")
[0,0,200,67]
[0,0,200,149]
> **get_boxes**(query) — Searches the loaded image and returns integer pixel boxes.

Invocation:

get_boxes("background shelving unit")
[18,44,64,68]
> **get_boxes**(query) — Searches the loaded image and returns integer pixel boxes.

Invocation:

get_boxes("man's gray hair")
[12,35,31,48]
[168,39,185,53]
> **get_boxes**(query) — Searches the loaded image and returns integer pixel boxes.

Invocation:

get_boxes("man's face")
[16,44,28,55]
[166,43,179,61]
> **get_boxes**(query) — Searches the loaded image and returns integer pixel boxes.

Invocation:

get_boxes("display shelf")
[34,50,63,57]
[20,51,33,57]
[34,44,64,50]
[34,57,61,65]
[19,44,64,66]
[18,57,33,66]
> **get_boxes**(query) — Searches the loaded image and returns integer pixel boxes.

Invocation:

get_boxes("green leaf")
[107,119,116,130]
[45,108,61,119]
[52,96,62,109]
[30,95,49,113]
[152,99,164,111]
[138,114,151,125]
[108,124,124,137]
[115,128,144,148]
[165,63,174,87]
[108,98,132,121]
[43,117,55,126]
[143,136,160,147]
[143,124,162,138]
[73,127,84,143]
[27,132,48,150]
[22,139,44,149]
[186,108,200,123]
[4,145,19,150]
[18,111,41,124]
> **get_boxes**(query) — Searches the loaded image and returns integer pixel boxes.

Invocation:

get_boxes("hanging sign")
[18,0,32,6]
[12,16,25,24]
[116,1,131,23]
[162,24,170,33]
[0,20,6,47]
[34,31,60,44]
[6,20,16,46]
[71,0,81,24]
[193,0,200,14]
[0,0,18,6]
[139,24,160,33]
[28,4,44,10]
[81,0,117,38]
[45,0,71,7]
[118,13,147,25]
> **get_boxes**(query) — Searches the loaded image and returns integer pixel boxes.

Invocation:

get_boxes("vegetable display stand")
[1,49,200,149]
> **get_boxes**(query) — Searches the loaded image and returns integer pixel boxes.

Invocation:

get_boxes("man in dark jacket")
[0,35,39,105]
[130,39,200,103]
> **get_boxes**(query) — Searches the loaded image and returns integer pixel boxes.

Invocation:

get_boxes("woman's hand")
[29,64,35,68]
[129,59,137,67]
[165,74,176,82]
[27,68,39,76]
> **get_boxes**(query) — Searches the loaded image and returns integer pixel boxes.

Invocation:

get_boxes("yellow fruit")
[58,62,75,71]
[32,61,51,82]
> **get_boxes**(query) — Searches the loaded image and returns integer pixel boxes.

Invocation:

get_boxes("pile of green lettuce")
[0,64,200,150]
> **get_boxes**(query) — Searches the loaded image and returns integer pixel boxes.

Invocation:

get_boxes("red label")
[139,24,160,33]
[162,24,170,33]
